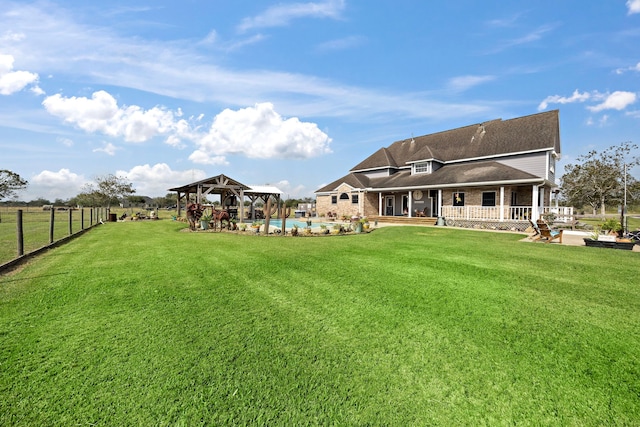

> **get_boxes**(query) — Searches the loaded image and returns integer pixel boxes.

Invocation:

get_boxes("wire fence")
[0,206,109,268]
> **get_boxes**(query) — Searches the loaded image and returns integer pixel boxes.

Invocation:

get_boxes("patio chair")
[528,220,541,240]
[536,220,563,244]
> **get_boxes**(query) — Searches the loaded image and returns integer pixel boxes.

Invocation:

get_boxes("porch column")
[408,192,413,217]
[438,189,442,216]
[499,186,505,222]
[531,185,539,221]
[539,187,545,218]
[378,193,383,216]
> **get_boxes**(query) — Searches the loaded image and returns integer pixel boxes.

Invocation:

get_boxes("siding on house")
[495,152,547,179]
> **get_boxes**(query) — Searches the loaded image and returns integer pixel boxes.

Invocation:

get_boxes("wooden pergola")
[168,174,283,221]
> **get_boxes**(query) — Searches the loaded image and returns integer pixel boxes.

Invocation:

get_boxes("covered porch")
[375,184,574,231]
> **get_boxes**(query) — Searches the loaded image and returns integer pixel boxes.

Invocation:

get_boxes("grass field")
[0,207,103,264]
[1,221,639,425]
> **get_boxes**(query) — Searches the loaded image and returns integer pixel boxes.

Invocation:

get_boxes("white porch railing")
[441,206,574,222]
[541,206,574,223]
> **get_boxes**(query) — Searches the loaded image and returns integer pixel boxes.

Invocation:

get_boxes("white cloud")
[0,53,39,95]
[93,142,119,156]
[587,91,637,112]
[316,36,366,52]
[115,163,207,197]
[486,24,556,54]
[627,0,640,14]
[57,137,74,147]
[30,168,86,200]
[42,90,188,143]
[538,89,591,110]
[41,90,332,165]
[615,62,640,74]
[586,114,609,127]
[237,0,345,33]
[447,75,495,93]
[1,31,26,42]
[189,102,332,165]
[271,179,307,199]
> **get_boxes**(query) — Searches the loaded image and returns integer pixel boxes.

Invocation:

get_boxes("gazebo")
[168,174,284,221]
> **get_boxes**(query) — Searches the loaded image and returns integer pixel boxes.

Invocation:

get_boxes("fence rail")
[0,207,108,268]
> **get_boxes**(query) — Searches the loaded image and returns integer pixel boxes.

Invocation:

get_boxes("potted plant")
[362,217,370,230]
[291,224,299,236]
[238,223,247,232]
[200,214,212,230]
[320,224,329,234]
[332,224,342,235]
[251,220,262,233]
[583,221,635,250]
[600,218,622,237]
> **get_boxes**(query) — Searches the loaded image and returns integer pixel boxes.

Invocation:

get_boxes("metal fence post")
[68,208,73,235]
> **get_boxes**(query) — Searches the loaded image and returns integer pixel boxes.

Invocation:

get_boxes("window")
[352,194,359,204]
[453,192,465,206]
[482,192,496,207]
[331,195,337,204]
[339,193,349,200]
[413,162,431,174]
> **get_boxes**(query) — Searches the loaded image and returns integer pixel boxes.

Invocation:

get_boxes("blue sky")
[1,0,639,201]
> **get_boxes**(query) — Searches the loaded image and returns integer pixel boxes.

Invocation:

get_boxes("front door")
[385,196,394,216]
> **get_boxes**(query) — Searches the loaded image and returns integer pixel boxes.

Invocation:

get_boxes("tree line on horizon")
[2,142,639,215]
[0,172,313,210]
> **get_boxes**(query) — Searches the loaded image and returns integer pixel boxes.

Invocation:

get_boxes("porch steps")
[370,216,437,226]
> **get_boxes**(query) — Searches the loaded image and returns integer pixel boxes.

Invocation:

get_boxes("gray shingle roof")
[350,110,560,171]
[315,160,540,193]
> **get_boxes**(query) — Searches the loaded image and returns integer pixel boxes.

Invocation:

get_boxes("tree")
[560,142,639,216]
[77,174,136,207]
[0,170,28,200]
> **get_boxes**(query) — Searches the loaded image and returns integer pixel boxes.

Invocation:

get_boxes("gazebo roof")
[168,174,250,195]
[245,185,284,195]
[169,174,283,199]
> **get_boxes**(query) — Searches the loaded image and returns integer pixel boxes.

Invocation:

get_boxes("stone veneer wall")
[316,189,378,219]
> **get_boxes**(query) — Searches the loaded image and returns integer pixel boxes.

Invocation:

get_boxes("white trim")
[499,186,505,221]
[441,147,554,165]
[368,178,546,193]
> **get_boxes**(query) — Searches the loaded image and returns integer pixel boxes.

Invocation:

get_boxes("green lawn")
[0,208,100,264]
[1,221,639,425]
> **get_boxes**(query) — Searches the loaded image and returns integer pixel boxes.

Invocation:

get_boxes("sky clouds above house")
[1,0,639,201]
[628,0,640,14]
[538,90,637,113]
[236,0,345,33]
[0,54,40,95]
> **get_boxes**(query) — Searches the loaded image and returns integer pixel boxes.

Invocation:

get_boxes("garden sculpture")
[186,203,204,231]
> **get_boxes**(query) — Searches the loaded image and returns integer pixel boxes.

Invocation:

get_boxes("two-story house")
[315,110,571,230]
